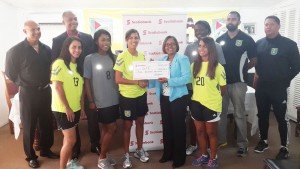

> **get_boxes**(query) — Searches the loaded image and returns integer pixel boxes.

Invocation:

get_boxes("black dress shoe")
[91,146,101,155]
[27,159,40,168]
[40,150,60,159]
[172,162,184,168]
[159,156,171,163]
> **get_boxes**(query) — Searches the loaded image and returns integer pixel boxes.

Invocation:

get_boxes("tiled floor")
[0,113,299,169]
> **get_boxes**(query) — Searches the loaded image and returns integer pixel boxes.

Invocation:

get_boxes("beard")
[226,24,238,32]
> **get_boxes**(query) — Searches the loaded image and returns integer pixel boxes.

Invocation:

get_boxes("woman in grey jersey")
[84,29,119,169]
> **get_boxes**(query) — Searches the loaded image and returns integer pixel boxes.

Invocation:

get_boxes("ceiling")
[1,0,285,11]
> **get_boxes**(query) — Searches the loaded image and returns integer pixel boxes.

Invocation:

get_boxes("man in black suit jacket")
[51,11,100,160]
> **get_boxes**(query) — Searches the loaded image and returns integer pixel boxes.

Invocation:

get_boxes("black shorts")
[119,93,149,120]
[53,110,80,130]
[190,100,220,122]
[97,105,120,124]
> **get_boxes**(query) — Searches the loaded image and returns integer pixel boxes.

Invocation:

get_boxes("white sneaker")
[134,148,149,163]
[98,158,113,169]
[107,153,116,166]
[66,160,84,169]
[122,153,132,168]
[186,145,197,155]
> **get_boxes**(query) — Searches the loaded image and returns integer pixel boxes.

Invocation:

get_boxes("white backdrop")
[123,14,187,151]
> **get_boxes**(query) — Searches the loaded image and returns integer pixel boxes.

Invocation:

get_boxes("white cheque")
[133,61,170,80]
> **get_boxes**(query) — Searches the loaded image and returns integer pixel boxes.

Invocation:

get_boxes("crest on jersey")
[235,40,243,47]
[124,110,131,117]
[271,48,278,55]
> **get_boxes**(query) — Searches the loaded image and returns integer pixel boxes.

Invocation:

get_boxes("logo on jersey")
[124,110,131,117]
[270,48,278,55]
[115,58,124,66]
[235,40,243,47]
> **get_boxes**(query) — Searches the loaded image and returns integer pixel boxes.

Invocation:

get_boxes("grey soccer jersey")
[84,53,119,108]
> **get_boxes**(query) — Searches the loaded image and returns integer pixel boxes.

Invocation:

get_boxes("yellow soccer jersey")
[113,50,146,98]
[191,62,226,112]
[51,59,84,113]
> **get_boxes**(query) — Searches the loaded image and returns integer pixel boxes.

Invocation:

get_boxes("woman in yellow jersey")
[113,29,149,169]
[190,37,226,169]
[51,37,84,169]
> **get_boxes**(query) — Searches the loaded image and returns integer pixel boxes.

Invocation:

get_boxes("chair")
[264,158,299,169]
[0,71,16,134]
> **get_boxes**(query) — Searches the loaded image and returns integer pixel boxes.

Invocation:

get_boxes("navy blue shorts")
[119,93,148,120]
[53,110,80,130]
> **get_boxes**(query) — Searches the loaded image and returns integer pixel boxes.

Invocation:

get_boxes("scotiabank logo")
[127,20,131,25]
[143,140,154,144]
[148,92,156,95]
[144,121,154,125]
[149,111,161,115]
[145,130,163,135]
[139,41,152,45]
[147,102,153,106]
[130,141,136,146]
[148,51,163,56]
[158,19,162,24]
[143,30,168,35]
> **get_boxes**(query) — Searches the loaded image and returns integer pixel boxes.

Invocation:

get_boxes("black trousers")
[160,95,187,166]
[255,87,288,147]
[19,86,53,160]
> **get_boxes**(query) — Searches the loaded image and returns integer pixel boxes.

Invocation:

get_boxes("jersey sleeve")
[83,55,92,79]
[113,54,125,73]
[51,60,65,82]
[217,64,226,86]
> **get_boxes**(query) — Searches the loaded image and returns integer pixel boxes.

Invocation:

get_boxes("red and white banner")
[123,14,187,151]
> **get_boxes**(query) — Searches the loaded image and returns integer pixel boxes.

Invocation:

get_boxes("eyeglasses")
[165,43,176,47]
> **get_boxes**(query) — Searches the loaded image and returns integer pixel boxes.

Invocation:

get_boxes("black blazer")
[51,31,94,75]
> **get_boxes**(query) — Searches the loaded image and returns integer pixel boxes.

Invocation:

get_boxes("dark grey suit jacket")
[51,31,94,75]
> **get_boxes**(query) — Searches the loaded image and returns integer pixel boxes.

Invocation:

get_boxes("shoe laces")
[207,159,216,167]
[187,145,196,151]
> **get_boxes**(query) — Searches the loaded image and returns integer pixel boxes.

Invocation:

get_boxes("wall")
[0,1,23,71]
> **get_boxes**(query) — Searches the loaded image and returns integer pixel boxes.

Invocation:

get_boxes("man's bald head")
[62,11,78,32]
[23,20,41,44]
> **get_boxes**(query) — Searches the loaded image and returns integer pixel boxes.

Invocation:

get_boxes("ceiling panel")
[1,0,285,11]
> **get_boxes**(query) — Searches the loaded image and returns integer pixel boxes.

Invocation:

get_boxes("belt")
[22,84,50,91]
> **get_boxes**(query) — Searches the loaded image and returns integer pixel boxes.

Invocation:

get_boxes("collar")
[67,31,80,37]
[266,34,281,41]
[23,38,41,48]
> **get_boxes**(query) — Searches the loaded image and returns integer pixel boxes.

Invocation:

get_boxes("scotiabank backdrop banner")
[123,14,187,151]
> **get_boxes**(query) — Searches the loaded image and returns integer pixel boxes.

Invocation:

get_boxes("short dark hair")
[162,36,179,54]
[229,11,241,21]
[195,20,211,35]
[125,29,140,40]
[265,15,280,25]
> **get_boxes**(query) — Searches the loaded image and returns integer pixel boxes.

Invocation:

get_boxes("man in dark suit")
[51,11,100,160]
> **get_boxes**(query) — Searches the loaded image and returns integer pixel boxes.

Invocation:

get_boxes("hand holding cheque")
[132,61,170,80]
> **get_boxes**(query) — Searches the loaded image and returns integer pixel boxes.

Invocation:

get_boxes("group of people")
[5,10,300,169]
